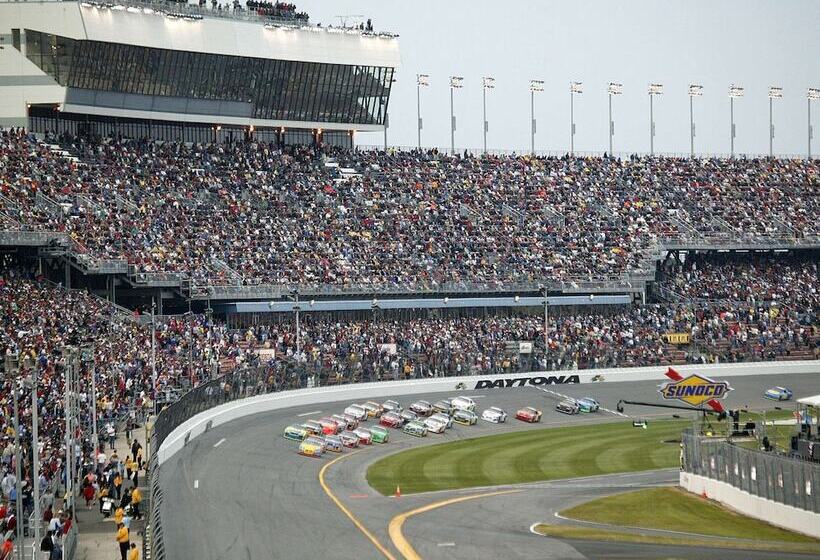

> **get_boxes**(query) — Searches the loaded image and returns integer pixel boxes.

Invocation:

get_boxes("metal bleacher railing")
[681,429,820,513]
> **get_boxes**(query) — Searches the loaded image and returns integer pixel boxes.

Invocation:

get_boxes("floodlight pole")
[650,93,655,155]
[417,81,422,149]
[570,90,575,155]
[482,85,487,154]
[689,95,694,157]
[730,96,735,157]
[30,358,41,558]
[450,86,455,155]
[809,97,814,159]
[608,92,613,155]
[769,96,774,158]
[530,89,535,155]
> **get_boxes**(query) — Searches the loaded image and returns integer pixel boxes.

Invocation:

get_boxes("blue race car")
[576,397,600,413]
[763,386,793,401]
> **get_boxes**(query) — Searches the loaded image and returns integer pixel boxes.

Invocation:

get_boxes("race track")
[158,372,820,560]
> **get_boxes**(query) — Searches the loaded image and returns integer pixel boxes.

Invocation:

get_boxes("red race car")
[379,412,405,429]
[515,406,542,423]
[318,418,341,435]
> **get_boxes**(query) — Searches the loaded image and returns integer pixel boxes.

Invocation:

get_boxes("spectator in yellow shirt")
[131,488,142,520]
[128,543,140,560]
[115,523,129,560]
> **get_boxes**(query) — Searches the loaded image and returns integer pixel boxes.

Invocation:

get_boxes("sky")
[298,0,820,157]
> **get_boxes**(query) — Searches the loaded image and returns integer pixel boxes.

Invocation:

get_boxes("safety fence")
[681,429,820,513]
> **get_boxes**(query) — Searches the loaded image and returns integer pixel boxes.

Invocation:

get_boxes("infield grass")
[367,419,687,495]
[562,487,819,543]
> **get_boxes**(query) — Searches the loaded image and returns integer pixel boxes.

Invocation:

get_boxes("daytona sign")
[474,375,580,389]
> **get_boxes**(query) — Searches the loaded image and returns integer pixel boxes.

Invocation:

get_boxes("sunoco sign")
[474,375,580,389]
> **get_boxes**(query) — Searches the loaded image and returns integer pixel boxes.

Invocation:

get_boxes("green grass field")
[562,487,819,543]
[367,419,687,495]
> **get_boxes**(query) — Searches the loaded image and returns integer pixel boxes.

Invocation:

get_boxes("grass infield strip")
[367,419,687,495]
[562,487,819,543]
[532,525,820,554]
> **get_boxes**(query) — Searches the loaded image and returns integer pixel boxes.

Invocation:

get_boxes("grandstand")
[0,1,818,558]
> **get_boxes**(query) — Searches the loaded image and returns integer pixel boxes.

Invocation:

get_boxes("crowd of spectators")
[1,129,817,291]
[660,253,819,308]
[245,1,307,21]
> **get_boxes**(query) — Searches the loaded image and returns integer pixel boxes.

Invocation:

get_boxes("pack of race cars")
[282,393,603,457]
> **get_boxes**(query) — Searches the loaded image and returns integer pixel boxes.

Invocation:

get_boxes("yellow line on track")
[318,451,398,560]
[388,490,521,559]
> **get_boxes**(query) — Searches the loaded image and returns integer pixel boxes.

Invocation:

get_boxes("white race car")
[344,404,368,421]
[451,396,477,412]
[481,406,507,423]
[423,417,447,434]
[429,412,453,429]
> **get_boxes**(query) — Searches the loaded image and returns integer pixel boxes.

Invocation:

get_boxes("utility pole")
[529,80,544,155]
[416,74,429,149]
[607,82,622,155]
[88,348,98,463]
[151,298,157,416]
[768,87,782,158]
[449,76,463,155]
[482,76,495,154]
[808,88,820,159]
[688,85,703,158]
[648,83,663,156]
[28,355,41,560]
[569,82,582,155]
[729,85,744,157]
[64,349,73,513]
[542,286,549,353]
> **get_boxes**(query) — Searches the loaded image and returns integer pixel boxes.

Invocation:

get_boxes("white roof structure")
[797,394,820,407]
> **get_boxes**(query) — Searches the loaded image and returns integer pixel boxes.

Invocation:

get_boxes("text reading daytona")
[474,375,580,389]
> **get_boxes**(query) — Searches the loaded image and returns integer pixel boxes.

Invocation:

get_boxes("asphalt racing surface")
[159,373,820,560]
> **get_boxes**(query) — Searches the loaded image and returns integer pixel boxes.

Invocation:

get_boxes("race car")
[576,398,600,413]
[409,400,434,416]
[332,414,358,431]
[379,412,405,429]
[453,409,478,426]
[403,420,428,437]
[451,396,477,412]
[763,386,793,401]
[515,407,542,423]
[429,412,453,429]
[400,410,419,423]
[353,427,373,445]
[361,401,384,418]
[298,440,323,458]
[283,425,308,441]
[382,399,403,413]
[370,425,390,444]
[432,399,455,415]
[318,418,342,435]
[305,435,328,452]
[423,417,447,434]
[344,404,368,421]
[481,407,507,423]
[300,421,324,436]
[339,431,360,448]
[323,435,344,453]
[556,399,581,415]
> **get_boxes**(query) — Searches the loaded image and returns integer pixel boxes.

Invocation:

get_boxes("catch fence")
[681,429,820,513]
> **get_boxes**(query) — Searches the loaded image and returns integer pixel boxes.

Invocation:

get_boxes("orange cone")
[394,486,401,498]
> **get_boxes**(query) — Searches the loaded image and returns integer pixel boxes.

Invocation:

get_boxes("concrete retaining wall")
[680,471,820,538]
[158,359,820,465]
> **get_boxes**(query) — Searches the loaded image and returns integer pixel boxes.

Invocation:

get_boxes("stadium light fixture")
[607,82,622,155]
[482,77,495,154]
[530,80,544,154]
[768,87,783,157]
[648,84,663,155]
[688,85,703,157]
[569,82,583,154]
[416,74,430,149]
[728,85,744,156]
[808,88,820,158]
[449,76,464,154]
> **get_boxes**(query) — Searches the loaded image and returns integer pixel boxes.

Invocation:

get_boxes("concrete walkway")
[74,424,149,560]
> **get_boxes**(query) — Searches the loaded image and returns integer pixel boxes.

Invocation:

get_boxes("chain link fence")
[682,429,820,513]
